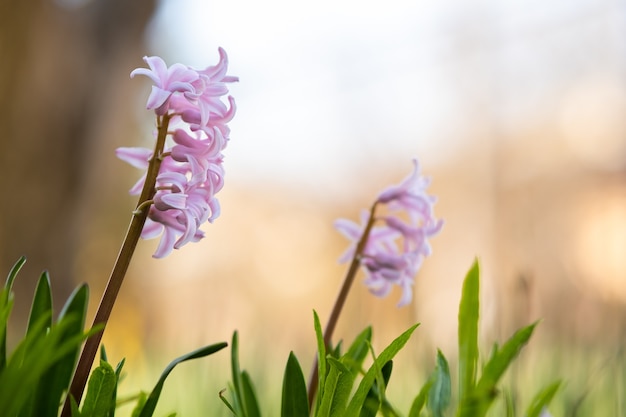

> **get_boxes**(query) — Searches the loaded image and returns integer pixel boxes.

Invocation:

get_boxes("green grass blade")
[281,352,309,417]
[526,380,561,417]
[461,322,537,417]
[476,323,537,392]
[328,326,373,414]
[359,360,393,417]
[81,360,117,417]
[32,284,90,417]
[0,316,89,416]
[429,349,451,417]
[0,292,14,374]
[108,357,126,417]
[241,370,262,417]
[344,327,372,367]
[313,310,327,410]
[219,389,237,415]
[130,392,148,417]
[345,323,419,416]
[230,331,246,416]
[3,256,26,299]
[458,259,480,401]
[408,377,433,417]
[18,273,55,417]
[138,342,227,417]
[317,359,343,417]
[25,271,52,337]
[0,256,26,371]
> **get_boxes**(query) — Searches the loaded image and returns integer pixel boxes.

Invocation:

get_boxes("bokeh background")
[2,0,626,415]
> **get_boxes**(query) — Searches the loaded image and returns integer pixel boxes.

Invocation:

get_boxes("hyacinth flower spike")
[62,49,237,415]
[307,158,443,407]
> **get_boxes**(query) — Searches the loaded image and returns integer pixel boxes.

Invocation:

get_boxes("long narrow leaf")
[138,342,227,417]
[408,377,433,417]
[18,273,53,417]
[0,316,89,416]
[526,381,561,417]
[458,259,480,400]
[476,323,537,392]
[25,271,53,337]
[131,392,148,417]
[17,272,54,417]
[330,327,373,414]
[313,310,327,410]
[241,370,262,417]
[3,256,26,301]
[344,327,372,367]
[429,349,451,417]
[345,323,419,416]
[281,352,309,417]
[0,256,26,371]
[460,322,537,417]
[359,360,393,417]
[33,284,90,417]
[230,332,246,415]
[317,359,343,417]
[109,358,126,417]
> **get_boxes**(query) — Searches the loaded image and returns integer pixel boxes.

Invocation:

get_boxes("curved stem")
[61,114,171,416]
[307,200,380,411]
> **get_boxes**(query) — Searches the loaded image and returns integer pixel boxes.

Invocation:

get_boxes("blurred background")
[2,0,626,415]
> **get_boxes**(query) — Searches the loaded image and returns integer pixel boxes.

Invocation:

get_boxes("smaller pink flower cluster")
[117,48,237,258]
[335,159,443,306]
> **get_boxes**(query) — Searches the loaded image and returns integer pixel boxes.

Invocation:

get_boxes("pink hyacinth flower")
[120,49,237,258]
[335,159,442,306]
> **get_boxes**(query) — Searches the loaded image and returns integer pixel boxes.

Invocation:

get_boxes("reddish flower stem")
[61,114,171,416]
[307,200,380,411]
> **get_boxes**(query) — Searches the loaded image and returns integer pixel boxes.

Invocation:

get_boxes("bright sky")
[147,0,626,191]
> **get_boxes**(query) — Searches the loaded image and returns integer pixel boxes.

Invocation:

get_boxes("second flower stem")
[307,200,379,411]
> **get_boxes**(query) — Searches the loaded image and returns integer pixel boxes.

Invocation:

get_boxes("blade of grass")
[33,284,90,417]
[138,342,227,417]
[429,349,451,417]
[281,352,309,417]
[408,377,433,417]
[526,381,561,417]
[25,271,52,337]
[458,259,480,401]
[0,256,26,371]
[345,323,419,416]
[241,370,262,417]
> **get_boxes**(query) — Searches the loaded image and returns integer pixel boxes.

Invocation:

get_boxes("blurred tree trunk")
[0,0,156,322]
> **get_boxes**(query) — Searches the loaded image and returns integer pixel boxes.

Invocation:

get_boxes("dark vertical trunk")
[0,0,156,322]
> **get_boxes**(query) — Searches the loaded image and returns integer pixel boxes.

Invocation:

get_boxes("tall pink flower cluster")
[117,48,237,258]
[335,159,443,306]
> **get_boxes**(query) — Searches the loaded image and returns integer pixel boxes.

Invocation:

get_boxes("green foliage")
[281,352,309,417]
[408,376,433,417]
[0,257,92,417]
[310,314,418,417]
[359,360,395,417]
[75,342,226,417]
[221,331,262,417]
[429,350,451,417]
[344,323,419,416]
[526,381,562,417]
[80,360,118,417]
[0,257,229,417]
[135,342,228,417]
[458,259,480,401]
[427,258,556,417]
